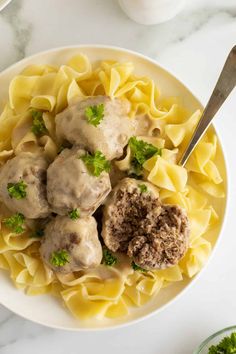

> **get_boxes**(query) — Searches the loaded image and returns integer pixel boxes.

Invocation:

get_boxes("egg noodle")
[0,54,225,319]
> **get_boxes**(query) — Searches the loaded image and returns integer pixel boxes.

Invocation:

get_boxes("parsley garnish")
[68,209,80,220]
[138,184,148,193]
[102,248,117,266]
[50,250,69,267]
[31,229,45,238]
[131,261,147,273]
[7,180,27,199]
[31,110,47,136]
[85,104,104,127]
[58,145,65,154]
[81,151,111,177]
[208,332,236,354]
[3,213,25,234]
[128,137,162,177]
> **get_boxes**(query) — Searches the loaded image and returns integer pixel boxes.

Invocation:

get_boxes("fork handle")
[179,45,236,166]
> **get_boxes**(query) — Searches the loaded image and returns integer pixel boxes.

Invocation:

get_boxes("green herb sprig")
[131,261,147,273]
[81,150,111,177]
[31,110,47,136]
[128,137,162,177]
[7,180,27,199]
[138,184,148,193]
[208,332,236,354]
[102,248,117,266]
[50,250,69,267]
[3,213,25,234]
[68,209,80,220]
[85,104,104,127]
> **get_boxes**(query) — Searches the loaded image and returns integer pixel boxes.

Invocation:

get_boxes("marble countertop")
[0,0,235,353]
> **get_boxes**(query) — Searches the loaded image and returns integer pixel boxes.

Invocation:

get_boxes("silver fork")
[179,45,236,167]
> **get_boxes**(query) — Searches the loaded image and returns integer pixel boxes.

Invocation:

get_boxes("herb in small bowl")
[208,332,236,354]
[194,327,236,354]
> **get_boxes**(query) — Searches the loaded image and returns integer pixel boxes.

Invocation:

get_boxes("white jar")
[119,0,186,25]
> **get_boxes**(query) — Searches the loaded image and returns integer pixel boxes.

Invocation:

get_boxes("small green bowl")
[193,326,236,354]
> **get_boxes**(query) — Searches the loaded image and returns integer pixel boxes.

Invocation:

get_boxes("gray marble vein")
[0,313,14,327]
[0,313,54,351]
[128,6,236,59]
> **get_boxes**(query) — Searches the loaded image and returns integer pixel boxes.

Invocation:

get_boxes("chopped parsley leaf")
[3,213,25,234]
[31,229,45,238]
[7,180,27,199]
[128,137,162,177]
[50,250,69,267]
[208,332,236,354]
[31,110,47,136]
[68,209,80,220]
[58,145,66,154]
[81,150,111,177]
[102,248,117,266]
[138,184,148,193]
[131,261,147,273]
[85,104,104,127]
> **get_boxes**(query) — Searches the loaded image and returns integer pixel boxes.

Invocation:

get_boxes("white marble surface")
[0,0,235,353]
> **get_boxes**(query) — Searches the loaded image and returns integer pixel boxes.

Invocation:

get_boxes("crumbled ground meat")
[128,205,189,269]
[102,178,161,253]
[102,178,190,270]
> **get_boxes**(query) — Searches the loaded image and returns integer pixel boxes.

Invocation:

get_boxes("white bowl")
[119,0,186,25]
[0,45,228,331]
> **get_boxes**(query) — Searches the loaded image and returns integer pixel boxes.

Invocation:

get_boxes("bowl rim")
[193,325,236,353]
[0,44,229,331]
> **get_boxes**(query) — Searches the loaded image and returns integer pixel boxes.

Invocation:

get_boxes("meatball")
[127,205,189,270]
[55,96,135,160]
[40,215,102,273]
[0,153,50,219]
[102,178,189,270]
[47,147,111,216]
[102,178,161,252]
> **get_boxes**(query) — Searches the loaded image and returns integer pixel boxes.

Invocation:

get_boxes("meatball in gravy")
[55,96,135,160]
[102,178,189,270]
[0,153,50,219]
[40,215,102,273]
[47,147,111,217]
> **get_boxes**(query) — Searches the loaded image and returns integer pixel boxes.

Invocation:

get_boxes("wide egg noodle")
[0,104,20,151]
[165,109,202,149]
[143,155,188,192]
[0,54,225,320]
[0,149,14,167]
[179,237,211,278]
[0,245,55,295]
[0,228,35,254]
